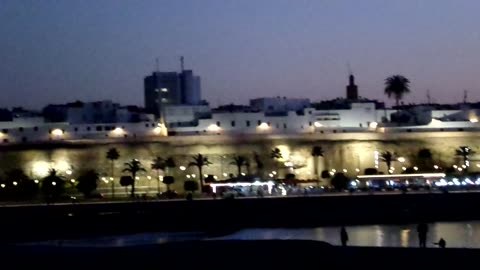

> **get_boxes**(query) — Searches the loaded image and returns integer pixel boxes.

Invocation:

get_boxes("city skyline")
[1,0,480,109]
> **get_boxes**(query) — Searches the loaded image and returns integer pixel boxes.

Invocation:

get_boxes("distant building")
[144,69,202,118]
[250,97,310,114]
[43,100,154,124]
[346,74,358,100]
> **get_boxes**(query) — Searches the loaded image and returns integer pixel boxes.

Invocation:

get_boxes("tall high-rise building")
[144,69,202,119]
[346,74,358,100]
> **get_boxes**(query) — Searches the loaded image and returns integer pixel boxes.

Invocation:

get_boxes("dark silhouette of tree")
[120,175,134,195]
[122,159,146,198]
[165,157,176,176]
[331,173,349,191]
[270,148,283,177]
[184,180,199,194]
[311,146,324,180]
[162,176,174,192]
[151,157,166,194]
[418,148,433,170]
[188,154,212,190]
[270,148,283,160]
[230,155,248,176]
[205,175,216,183]
[41,169,66,202]
[364,168,378,175]
[253,152,264,176]
[106,148,120,198]
[4,169,38,200]
[384,75,410,108]
[380,151,398,174]
[76,170,99,198]
[455,146,475,169]
[321,170,331,179]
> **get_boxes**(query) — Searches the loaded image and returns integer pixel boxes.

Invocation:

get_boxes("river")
[23,221,480,248]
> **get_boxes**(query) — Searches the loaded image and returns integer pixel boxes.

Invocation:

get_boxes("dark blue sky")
[1,0,480,109]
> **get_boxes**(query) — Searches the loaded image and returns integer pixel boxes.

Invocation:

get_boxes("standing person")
[417,223,429,248]
[340,226,349,247]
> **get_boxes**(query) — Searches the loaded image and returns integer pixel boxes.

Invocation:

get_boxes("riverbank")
[4,240,480,269]
[3,192,480,243]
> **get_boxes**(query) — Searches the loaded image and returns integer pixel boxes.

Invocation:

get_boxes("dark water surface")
[23,221,480,248]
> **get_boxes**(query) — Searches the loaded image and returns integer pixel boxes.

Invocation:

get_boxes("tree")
[120,176,134,195]
[184,180,199,194]
[41,169,66,202]
[253,152,264,176]
[122,159,146,198]
[418,148,433,170]
[455,146,475,168]
[311,146,324,180]
[384,75,411,108]
[76,170,99,198]
[188,154,212,190]
[380,151,398,174]
[270,148,283,177]
[4,169,38,200]
[151,157,166,194]
[230,155,248,176]
[162,176,175,192]
[331,173,349,191]
[106,148,120,198]
[165,157,176,176]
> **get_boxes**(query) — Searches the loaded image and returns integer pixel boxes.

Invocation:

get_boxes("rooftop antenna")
[155,57,159,72]
[464,89,468,104]
[426,89,431,104]
[180,56,184,72]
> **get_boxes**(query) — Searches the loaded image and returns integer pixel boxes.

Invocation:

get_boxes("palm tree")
[5,169,37,200]
[380,151,398,174]
[456,146,475,170]
[311,146,324,180]
[384,75,411,108]
[230,155,248,176]
[151,157,165,194]
[270,148,283,177]
[123,159,146,198]
[188,154,212,190]
[165,157,176,176]
[106,148,120,198]
[253,152,264,176]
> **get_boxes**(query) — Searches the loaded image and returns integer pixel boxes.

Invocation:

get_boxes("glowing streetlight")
[51,129,64,136]
[112,127,124,136]
[66,169,72,175]
[314,122,322,128]
[397,157,406,163]
[369,122,378,129]
[0,184,5,188]
[13,181,17,186]
[241,173,246,176]
[433,165,439,170]
[186,175,191,179]
[257,122,270,130]
[355,168,360,173]
[70,179,76,183]
[413,166,418,171]
[207,124,221,132]
[34,180,39,184]
[343,169,347,173]
[179,166,186,171]
[52,182,56,186]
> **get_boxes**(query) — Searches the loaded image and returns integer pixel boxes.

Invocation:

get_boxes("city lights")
[70,179,76,183]
[397,157,406,163]
[207,124,221,132]
[112,127,124,136]
[313,121,322,128]
[369,122,378,129]
[179,166,186,171]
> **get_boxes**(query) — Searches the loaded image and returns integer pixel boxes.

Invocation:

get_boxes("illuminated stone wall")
[0,131,479,193]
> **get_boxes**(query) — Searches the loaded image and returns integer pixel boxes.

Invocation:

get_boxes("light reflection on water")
[213,221,480,248]
[23,221,480,248]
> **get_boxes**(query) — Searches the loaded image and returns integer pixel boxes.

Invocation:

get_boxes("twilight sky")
[1,0,480,109]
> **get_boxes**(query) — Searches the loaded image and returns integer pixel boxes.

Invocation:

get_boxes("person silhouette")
[340,226,349,247]
[417,223,429,248]
[435,238,446,248]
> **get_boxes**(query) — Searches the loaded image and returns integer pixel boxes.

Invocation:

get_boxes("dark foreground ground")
[3,191,480,243]
[3,240,479,269]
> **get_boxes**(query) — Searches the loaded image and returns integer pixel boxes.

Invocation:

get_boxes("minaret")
[346,74,358,100]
